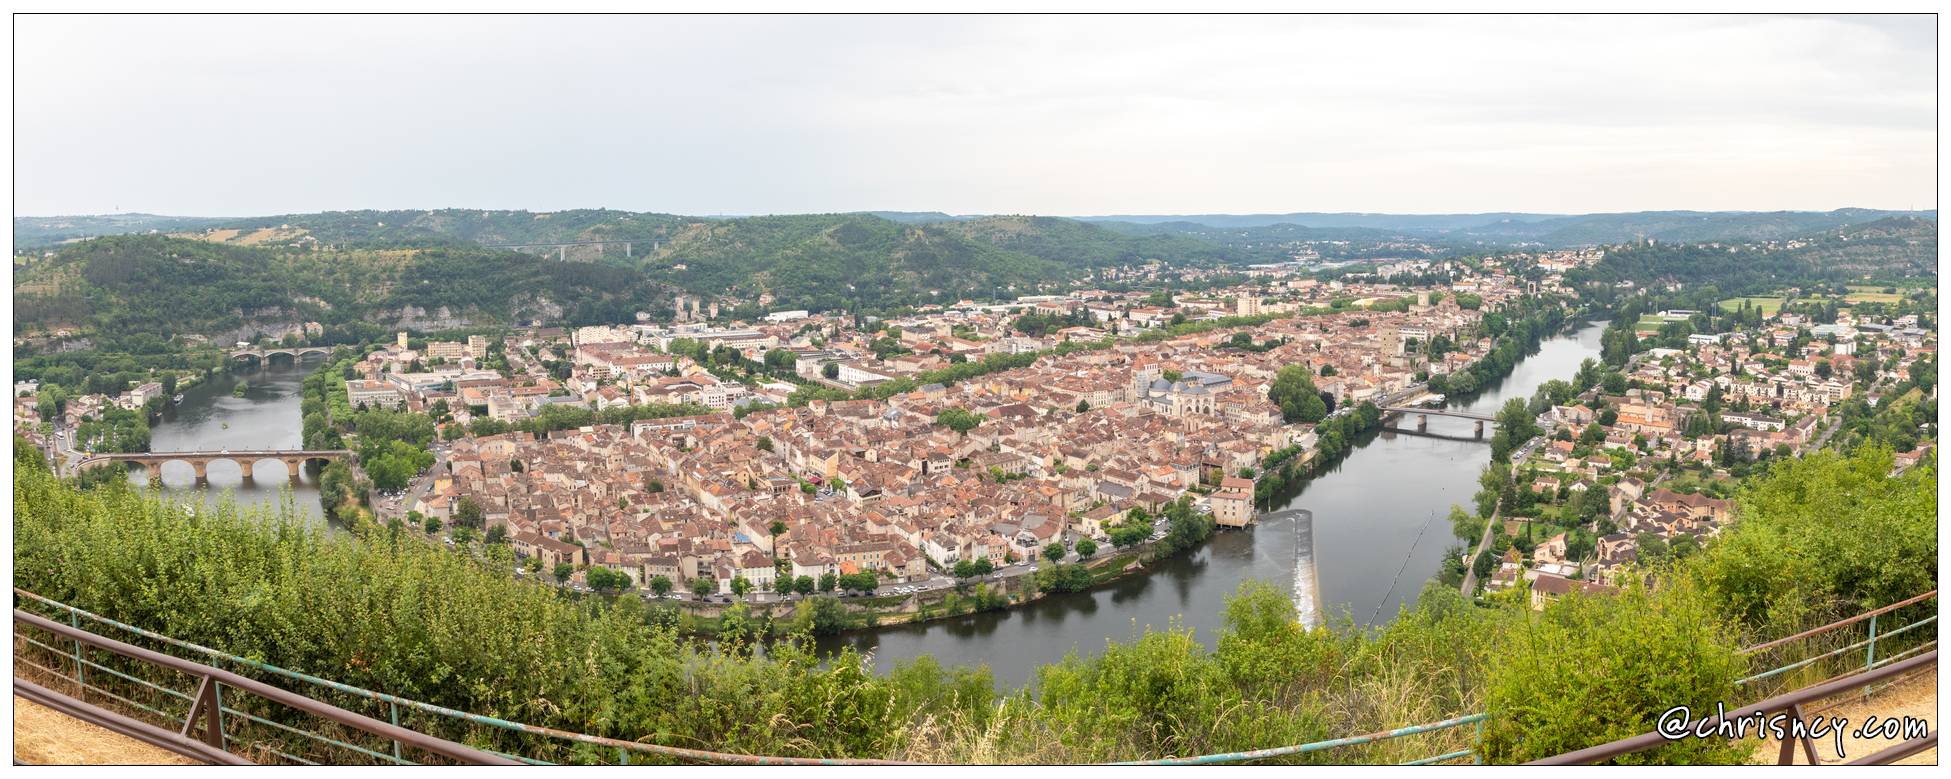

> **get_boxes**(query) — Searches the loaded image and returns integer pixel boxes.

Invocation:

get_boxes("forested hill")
[641,214,1261,312]
[1566,216,1937,296]
[16,210,1276,312]
[11,235,674,350]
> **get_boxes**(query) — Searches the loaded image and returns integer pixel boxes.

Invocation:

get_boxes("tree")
[935,408,984,434]
[1076,399,1090,413]
[483,525,507,545]
[1043,542,1067,564]
[1268,365,1328,423]
[1635,533,1670,566]
[454,497,485,529]
[691,577,716,597]
[649,575,674,597]
[1074,538,1098,558]
[822,362,840,380]
[553,562,575,582]
[587,567,631,591]
[818,572,838,592]
[794,575,816,595]
[730,576,752,597]
[422,515,442,535]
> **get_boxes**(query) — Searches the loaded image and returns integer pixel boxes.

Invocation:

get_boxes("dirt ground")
[1752,669,1938,765]
[12,695,202,765]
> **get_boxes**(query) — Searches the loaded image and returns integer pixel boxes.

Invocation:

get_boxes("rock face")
[390,305,473,332]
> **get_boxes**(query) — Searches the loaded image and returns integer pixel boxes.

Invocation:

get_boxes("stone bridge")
[75,450,352,484]
[228,346,333,363]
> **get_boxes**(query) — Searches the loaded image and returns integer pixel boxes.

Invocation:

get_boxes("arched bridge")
[229,346,333,363]
[76,450,352,484]
[1378,406,1497,436]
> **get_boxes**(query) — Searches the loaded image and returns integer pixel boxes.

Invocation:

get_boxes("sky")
[12,14,1938,217]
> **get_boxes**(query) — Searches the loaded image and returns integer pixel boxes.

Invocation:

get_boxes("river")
[133,323,1606,689]
[126,359,328,523]
[817,320,1609,689]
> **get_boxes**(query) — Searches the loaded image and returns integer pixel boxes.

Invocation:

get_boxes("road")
[1458,499,1502,596]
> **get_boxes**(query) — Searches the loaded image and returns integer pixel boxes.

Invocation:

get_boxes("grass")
[1716,296,1786,315]
[1842,286,1906,304]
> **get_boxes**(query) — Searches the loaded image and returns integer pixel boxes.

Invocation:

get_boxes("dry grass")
[1749,669,1937,765]
[12,696,202,765]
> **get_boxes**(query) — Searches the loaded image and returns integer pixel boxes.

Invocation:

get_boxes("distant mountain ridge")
[18,207,1933,252]
[1075,208,1937,246]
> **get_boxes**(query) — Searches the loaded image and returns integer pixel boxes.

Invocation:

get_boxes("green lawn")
[1843,286,1906,304]
[1716,296,1786,315]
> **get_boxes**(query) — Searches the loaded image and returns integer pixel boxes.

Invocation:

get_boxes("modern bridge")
[1378,406,1498,436]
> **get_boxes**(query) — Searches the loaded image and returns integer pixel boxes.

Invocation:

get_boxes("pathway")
[11,695,201,765]
[1751,668,1937,765]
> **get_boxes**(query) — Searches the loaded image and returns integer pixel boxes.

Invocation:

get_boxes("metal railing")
[13,586,1939,766]
[12,609,518,765]
[1736,590,1938,696]
[1526,651,1938,765]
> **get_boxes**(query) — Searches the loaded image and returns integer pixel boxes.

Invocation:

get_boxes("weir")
[1262,507,1323,629]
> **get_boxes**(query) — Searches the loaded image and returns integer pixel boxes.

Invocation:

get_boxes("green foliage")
[73,405,151,453]
[1033,563,1093,593]
[1689,449,1937,636]
[934,408,984,434]
[12,235,678,348]
[586,566,632,592]
[1479,581,1747,764]
[1268,365,1327,423]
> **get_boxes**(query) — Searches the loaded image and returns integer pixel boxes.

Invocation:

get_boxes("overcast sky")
[13,14,1937,217]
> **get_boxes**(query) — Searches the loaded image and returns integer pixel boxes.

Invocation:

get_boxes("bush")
[1689,448,1936,637]
[1478,580,1747,764]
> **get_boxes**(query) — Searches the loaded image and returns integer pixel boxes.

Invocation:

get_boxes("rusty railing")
[12,609,520,765]
[1526,650,1938,765]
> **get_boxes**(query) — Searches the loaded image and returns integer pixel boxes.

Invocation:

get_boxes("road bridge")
[1379,406,1498,436]
[228,346,332,364]
[484,239,648,261]
[75,450,352,485]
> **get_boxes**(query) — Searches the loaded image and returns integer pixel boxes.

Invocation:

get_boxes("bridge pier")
[146,462,164,483]
[558,246,566,262]
[1475,420,1485,437]
[191,460,209,486]
[1417,414,1428,432]
[285,458,306,483]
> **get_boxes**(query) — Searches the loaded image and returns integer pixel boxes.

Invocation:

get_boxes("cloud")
[12,14,1936,216]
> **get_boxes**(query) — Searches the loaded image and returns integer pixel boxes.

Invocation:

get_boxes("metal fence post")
[1862,613,1879,700]
[212,681,228,749]
[390,701,404,761]
[1472,718,1484,765]
[68,610,86,692]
